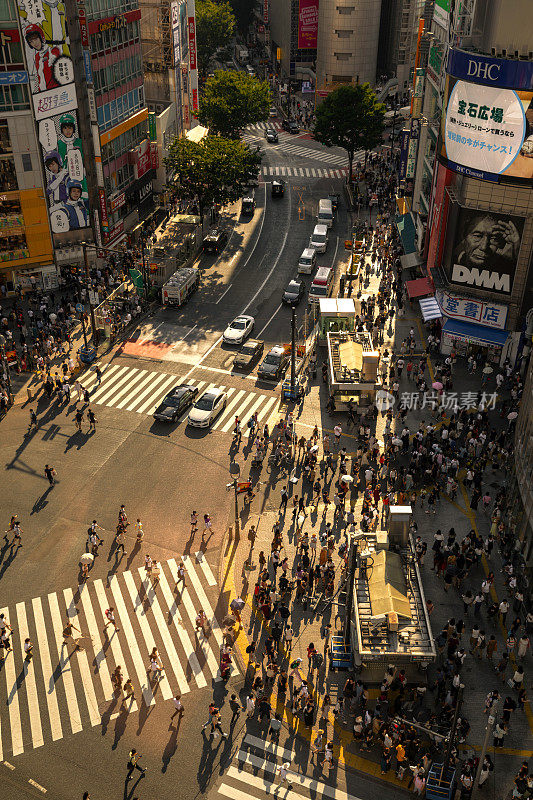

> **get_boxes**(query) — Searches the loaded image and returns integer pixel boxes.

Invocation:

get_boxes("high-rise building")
[0,0,55,293]
[378,0,430,92]
[267,0,317,85]
[403,0,533,369]
[315,0,382,94]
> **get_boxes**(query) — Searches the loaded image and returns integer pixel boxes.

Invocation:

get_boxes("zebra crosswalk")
[219,733,365,800]
[0,553,226,759]
[260,166,347,180]
[78,364,281,433]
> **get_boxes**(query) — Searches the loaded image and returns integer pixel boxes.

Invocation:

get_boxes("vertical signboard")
[263,0,269,24]
[77,0,89,47]
[398,129,410,180]
[433,0,450,29]
[297,0,318,50]
[17,0,90,234]
[186,0,198,114]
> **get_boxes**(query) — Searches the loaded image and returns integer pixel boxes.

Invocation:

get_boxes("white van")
[317,198,334,228]
[308,266,333,304]
[309,224,329,253]
[298,247,317,274]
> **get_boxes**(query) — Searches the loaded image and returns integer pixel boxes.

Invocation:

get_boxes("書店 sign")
[437,290,508,330]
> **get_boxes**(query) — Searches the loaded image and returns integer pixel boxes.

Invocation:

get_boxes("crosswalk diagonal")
[75,363,281,436]
[0,556,224,759]
[218,734,366,800]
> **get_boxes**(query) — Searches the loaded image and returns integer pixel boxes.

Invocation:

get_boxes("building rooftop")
[327,330,376,385]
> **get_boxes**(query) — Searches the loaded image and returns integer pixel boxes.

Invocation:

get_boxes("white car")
[222,314,255,344]
[187,388,227,428]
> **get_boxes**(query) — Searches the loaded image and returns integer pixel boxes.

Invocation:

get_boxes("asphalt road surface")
[0,121,369,800]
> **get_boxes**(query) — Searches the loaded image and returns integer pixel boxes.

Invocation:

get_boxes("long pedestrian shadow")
[30,485,54,515]
[123,773,144,800]
[112,704,129,749]
[161,716,182,773]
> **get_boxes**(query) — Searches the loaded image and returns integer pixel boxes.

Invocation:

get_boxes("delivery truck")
[161,267,199,307]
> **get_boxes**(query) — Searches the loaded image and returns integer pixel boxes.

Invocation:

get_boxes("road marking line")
[157,568,207,689]
[195,553,217,586]
[104,368,147,408]
[1,606,23,756]
[215,284,233,305]
[80,363,120,390]
[126,371,171,413]
[47,593,83,735]
[90,366,130,403]
[256,302,282,339]
[254,396,278,425]
[28,779,47,793]
[31,598,62,742]
[181,556,225,653]
[214,389,246,431]
[77,583,114,701]
[218,390,251,432]
[123,572,172,701]
[62,589,100,727]
[242,395,266,437]
[114,370,154,410]
[2,760,14,769]
[137,572,189,696]
[93,580,139,712]
[16,603,44,750]
[108,574,155,707]
[243,733,294,760]
[221,393,259,432]
[167,559,221,680]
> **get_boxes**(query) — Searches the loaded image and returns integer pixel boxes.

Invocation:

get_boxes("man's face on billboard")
[464,217,502,267]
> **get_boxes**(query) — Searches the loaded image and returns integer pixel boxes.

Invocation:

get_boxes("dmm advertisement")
[17,0,89,233]
[297,0,318,50]
[440,51,533,184]
[445,205,525,296]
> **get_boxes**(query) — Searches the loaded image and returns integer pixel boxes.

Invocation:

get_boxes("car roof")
[268,345,285,356]
[206,229,223,237]
[300,247,315,258]
[199,387,225,399]
[313,224,328,235]
[241,338,262,348]
[169,384,195,396]
[287,279,301,287]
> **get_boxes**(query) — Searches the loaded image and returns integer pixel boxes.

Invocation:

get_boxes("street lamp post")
[82,242,99,347]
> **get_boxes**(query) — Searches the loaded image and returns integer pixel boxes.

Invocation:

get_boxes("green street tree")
[228,0,254,35]
[314,83,385,179]
[164,135,261,216]
[196,0,236,77]
[197,69,270,138]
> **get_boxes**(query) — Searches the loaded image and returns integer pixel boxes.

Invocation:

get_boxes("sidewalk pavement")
[218,230,532,796]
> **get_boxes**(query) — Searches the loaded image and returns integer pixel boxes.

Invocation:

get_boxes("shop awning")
[419,296,442,322]
[442,318,509,347]
[406,277,434,300]
[395,212,416,255]
[400,251,424,270]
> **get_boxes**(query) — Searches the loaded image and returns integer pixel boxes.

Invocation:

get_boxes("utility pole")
[82,243,99,347]
[473,699,498,793]
[290,304,297,398]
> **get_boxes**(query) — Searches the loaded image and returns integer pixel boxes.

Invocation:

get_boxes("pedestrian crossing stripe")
[78,364,281,434]
[218,734,366,800]
[260,166,347,179]
[0,554,225,759]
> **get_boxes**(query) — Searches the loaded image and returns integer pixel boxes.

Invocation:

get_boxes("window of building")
[0,197,23,232]
[0,31,23,69]
[21,153,32,171]
[0,84,29,113]
[0,232,28,260]
[0,120,12,154]
[0,120,17,191]
[337,6,355,12]
[332,75,352,83]
[334,53,351,61]
[335,30,353,37]
[0,0,17,20]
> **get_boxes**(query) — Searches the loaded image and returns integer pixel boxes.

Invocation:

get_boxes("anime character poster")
[17,0,89,232]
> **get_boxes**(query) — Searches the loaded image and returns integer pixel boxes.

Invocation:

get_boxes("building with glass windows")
[509,355,533,579]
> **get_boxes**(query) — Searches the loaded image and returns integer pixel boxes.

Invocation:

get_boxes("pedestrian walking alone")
[44,464,56,486]
[126,749,146,780]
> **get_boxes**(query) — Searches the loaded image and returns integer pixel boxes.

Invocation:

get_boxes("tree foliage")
[164,135,261,214]
[197,70,270,138]
[314,84,385,177]
[196,0,236,77]
[228,0,254,35]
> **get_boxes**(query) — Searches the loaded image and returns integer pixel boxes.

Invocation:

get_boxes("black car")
[265,127,278,143]
[234,339,264,370]
[257,346,289,380]
[203,228,228,253]
[153,385,198,422]
[271,179,285,197]
[282,119,299,134]
[328,193,340,212]
[282,279,304,305]
[241,195,256,215]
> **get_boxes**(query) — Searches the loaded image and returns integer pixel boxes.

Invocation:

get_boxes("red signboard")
[98,189,109,232]
[297,0,319,50]
[88,9,141,35]
[130,139,151,180]
[263,0,269,24]
[426,161,454,273]
[77,0,89,47]
[150,142,159,170]
[188,16,197,71]
[0,28,20,44]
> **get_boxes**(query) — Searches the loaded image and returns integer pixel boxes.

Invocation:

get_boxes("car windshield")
[312,286,327,296]
[300,257,312,265]
[239,343,256,355]
[313,234,326,243]
[287,283,300,291]
[264,354,281,366]
[164,396,182,407]
[231,320,247,330]
[195,394,216,410]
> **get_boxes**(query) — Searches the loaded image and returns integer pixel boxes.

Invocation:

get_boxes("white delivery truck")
[161,267,200,307]
[235,45,249,65]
